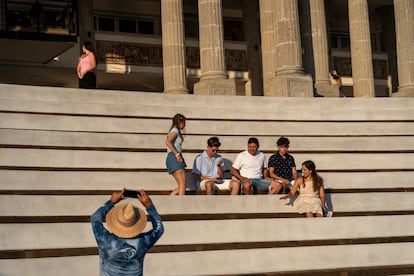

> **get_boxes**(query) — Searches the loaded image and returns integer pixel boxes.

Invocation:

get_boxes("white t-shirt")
[166,127,183,153]
[232,150,267,179]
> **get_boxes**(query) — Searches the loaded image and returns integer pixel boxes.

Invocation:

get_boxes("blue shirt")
[192,150,224,182]
[91,200,164,276]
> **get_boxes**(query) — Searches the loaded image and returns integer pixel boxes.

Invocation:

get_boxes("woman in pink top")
[77,41,97,89]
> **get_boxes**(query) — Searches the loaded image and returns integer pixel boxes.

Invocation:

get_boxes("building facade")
[0,0,413,97]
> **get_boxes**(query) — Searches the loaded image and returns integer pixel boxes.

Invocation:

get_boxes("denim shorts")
[249,178,272,191]
[166,152,186,174]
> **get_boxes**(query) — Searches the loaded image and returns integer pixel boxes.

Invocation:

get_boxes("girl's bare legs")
[170,169,186,195]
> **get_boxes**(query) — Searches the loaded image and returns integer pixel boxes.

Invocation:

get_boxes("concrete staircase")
[0,83,413,275]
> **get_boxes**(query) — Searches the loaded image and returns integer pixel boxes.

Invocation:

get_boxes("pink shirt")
[79,55,93,73]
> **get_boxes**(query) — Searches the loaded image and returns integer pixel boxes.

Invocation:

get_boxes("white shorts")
[199,179,233,191]
[282,180,295,192]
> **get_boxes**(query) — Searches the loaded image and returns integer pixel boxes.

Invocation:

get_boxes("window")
[138,20,154,34]
[94,15,158,35]
[330,34,350,49]
[331,33,380,52]
[223,18,244,41]
[119,18,136,33]
[98,17,115,32]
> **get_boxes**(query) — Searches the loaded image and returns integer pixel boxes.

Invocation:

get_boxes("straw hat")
[105,203,147,238]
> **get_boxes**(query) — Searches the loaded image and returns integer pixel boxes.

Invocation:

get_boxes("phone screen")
[123,189,141,198]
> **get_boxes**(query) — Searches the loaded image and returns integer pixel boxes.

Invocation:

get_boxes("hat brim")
[105,204,147,238]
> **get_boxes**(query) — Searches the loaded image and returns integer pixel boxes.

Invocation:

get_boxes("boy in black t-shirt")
[268,137,298,194]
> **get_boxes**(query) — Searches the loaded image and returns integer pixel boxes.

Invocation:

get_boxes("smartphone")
[123,189,141,198]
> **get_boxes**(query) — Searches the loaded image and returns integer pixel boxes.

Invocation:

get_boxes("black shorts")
[79,72,96,89]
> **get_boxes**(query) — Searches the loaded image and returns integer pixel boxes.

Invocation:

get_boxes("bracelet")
[175,153,180,157]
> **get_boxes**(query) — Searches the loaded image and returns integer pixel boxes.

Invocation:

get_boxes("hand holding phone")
[123,189,141,198]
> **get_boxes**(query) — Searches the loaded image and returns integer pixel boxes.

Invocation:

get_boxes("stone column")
[393,0,414,97]
[348,0,375,97]
[193,0,236,95]
[269,0,313,97]
[309,0,338,97]
[242,0,263,96]
[161,0,188,94]
[77,0,94,47]
[259,0,277,96]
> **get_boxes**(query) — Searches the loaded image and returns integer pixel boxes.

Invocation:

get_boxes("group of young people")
[165,113,328,218]
[90,113,329,275]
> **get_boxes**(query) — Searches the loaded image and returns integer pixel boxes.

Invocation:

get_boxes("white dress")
[294,180,323,215]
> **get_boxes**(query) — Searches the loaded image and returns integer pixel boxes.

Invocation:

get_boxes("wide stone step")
[1,170,414,191]
[1,243,413,275]
[1,193,413,217]
[2,113,414,136]
[1,83,412,106]
[2,97,414,121]
[1,83,413,111]
[1,148,413,171]
[1,129,413,152]
[1,215,413,250]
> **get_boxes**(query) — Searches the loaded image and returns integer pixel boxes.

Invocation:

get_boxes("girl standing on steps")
[166,114,187,195]
[77,41,97,89]
[280,160,326,217]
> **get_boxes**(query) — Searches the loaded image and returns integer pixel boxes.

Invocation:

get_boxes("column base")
[268,74,313,97]
[164,87,189,94]
[315,83,340,97]
[193,78,236,95]
[393,87,414,97]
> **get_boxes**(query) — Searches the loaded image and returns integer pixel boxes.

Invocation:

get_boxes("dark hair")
[83,41,95,53]
[207,137,221,147]
[302,160,323,192]
[171,113,186,127]
[82,41,97,65]
[247,137,259,146]
[276,136,290,147]
[169,113,186,136]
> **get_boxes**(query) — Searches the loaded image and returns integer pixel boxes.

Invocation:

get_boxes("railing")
[1,0,76,37]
